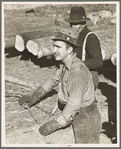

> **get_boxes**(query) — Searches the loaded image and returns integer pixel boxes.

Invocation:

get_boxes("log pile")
[4,8,116,63]
[4,21,58,57]
[4,22,57,50]
[5,75,40,89]
[5,29,116,64]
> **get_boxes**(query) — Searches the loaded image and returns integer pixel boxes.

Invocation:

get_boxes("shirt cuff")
[54,112,72,128]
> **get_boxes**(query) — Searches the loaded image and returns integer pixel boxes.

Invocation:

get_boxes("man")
[69,6,103,89]
[18,28,101,143]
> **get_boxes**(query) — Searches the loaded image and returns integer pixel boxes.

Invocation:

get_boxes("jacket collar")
[77,25,91,44]
[78,24,86,34]
[65,53,76,70]
[78,25,88,37]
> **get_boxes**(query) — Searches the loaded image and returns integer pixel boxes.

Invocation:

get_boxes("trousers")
[90,71,99,90]
[58,101,101,144]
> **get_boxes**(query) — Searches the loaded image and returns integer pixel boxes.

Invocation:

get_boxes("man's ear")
[68,47,73,54]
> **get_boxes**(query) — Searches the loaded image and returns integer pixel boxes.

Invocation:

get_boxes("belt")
[83,102,96,113]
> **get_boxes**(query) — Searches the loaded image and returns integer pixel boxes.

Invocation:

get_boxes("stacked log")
[5,23,57,50]
[15,35,25,52]
[111,52,116,65]
[26,36,54,58]
[4,37,16,49]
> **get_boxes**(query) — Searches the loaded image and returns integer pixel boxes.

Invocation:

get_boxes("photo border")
[1,0,120,148]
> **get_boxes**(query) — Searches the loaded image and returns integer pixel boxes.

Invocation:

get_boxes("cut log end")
[111,52,116,65]
[37,50,43,58]
[26,39,54,58]
[26,40,38,56]
[15,35,25,52]
[101,48,106,60]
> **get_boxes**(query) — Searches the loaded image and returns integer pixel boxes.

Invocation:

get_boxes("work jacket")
[42,54,94,127]
[75,25,103,70]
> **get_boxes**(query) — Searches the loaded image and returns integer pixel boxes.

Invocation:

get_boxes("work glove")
[18,86,46,107]
[39,119,61,136]
[18,95,38,107]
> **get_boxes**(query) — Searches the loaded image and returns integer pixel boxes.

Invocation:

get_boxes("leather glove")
[18,95,38,107]
[18,86,46,107]
[39,119,61,136]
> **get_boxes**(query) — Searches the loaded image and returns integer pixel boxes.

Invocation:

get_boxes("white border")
[2,1,5,147]
[2,1,120,147]
[116,1,120,146]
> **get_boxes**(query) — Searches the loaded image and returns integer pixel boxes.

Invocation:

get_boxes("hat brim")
[69,17,90,24]
[52,37,81,48]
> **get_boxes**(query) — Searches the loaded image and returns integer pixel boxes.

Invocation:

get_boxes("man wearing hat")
[18,28,101,143]
[69,6,103,90]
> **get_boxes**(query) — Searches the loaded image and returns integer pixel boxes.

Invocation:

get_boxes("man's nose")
[53,47,57,53]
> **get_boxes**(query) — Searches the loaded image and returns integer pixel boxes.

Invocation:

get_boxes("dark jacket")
[75,25,103,71]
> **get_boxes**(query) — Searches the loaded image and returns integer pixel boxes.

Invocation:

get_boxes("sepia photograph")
[2,1,120,147]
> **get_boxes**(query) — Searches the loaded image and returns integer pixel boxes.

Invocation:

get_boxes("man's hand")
[18,86,46,107]
[39,119,61,136]
[18,95,37,107]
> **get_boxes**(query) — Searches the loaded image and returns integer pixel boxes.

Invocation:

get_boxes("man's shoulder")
[71,57,88,72]
[78,26,99,41]
[87,32,99,41]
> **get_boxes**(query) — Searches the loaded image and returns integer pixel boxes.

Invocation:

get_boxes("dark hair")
[66,42,75,52]
[70,21,86,27]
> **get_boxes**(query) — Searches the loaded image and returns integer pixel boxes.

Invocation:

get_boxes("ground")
[4,4,117,146]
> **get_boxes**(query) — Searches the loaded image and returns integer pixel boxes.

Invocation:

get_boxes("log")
[26,36,54,58]
[111,52,116,65]
[5,35,25,51]
[5,23,56,49]
[14,25,56,52]
[26,40,38,56]
[5,75,58,116]
[4,37,16,49]
[5,75,40,90]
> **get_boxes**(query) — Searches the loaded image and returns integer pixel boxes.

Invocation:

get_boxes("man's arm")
[42,65,62,92]
[19,66,62,107]
[83,34,103,70]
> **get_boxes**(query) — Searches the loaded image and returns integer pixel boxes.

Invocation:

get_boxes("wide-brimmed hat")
[52,27,81,47]
[69,6,90,24]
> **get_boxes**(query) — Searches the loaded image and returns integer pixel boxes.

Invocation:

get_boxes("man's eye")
[54,45,60,48]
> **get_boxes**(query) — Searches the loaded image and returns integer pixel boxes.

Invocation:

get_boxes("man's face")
[53,41,69,61]
[71,24,80,31]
